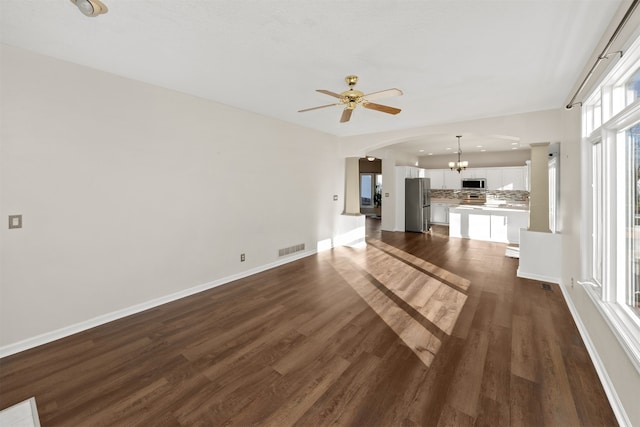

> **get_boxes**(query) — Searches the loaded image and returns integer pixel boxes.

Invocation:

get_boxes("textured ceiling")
[0,0,623,153]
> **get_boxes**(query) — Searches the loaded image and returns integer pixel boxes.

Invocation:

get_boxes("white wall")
[0,45,350,350]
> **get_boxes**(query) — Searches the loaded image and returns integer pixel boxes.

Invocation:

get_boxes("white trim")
[515,269,560,284]
[0,249,317,358]
[559,281,632,427]
[580,282,640,374]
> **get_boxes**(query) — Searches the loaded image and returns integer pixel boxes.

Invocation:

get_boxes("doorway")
[359,157,383,217]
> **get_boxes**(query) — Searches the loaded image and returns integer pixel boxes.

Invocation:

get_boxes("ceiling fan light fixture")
[298,75,402,123]
[367,156,376,161]
[71,0,108,17]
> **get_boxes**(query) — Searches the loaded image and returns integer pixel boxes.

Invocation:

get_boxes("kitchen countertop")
[431,198,459,204]
[431,198,529,212]
[450,204,529,212]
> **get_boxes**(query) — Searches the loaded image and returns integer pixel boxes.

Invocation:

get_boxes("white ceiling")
[0,0,623,154]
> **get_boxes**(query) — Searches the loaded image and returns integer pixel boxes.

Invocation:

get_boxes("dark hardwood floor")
[0,218,617,426]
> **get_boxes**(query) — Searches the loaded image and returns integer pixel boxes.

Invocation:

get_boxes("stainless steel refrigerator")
[405,178,431,232]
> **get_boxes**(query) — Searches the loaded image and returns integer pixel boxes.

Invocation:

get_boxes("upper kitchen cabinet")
[485,168,503,190]
[484,166,527,190]
[460,168,486,179]
[396,166,424,179]
[425,169,444,189]
[444,170,461,189]
[501,167,526,190]
[424,169,460,189]
[423,169,460,189]
[424,166,527,190]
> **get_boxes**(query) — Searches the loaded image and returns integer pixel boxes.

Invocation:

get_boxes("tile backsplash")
[431,189,530,203]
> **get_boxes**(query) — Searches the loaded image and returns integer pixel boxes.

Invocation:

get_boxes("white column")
[528,142,550,232]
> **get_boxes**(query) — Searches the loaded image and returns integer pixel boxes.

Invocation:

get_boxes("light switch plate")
[9,215,22,229]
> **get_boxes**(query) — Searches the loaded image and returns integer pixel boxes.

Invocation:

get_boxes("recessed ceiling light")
[512,147,518,150]
[511,142,519,145]
[476,145,483,148]
[428,153,434,156]
[419,149,424,152]
[446,147,452,150]
[481,149,487,152]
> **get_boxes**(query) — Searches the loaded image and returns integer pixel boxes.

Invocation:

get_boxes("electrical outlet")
[8,215,22,229]
[240,253,245,262]
[333,195,338,201]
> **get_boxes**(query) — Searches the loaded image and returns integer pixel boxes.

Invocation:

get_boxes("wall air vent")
[278,243,305,257]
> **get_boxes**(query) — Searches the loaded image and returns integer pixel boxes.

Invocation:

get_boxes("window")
[592,140,604,285]
[360,173,382,209]
[625,67,640,107]
[360,174,373,207]
[583,35,640,371]
[626,123,640,311]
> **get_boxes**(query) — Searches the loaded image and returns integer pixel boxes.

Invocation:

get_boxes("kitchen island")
[449,204,528,244]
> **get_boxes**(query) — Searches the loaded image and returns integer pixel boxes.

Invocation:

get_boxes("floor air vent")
[541,283,552,291]
[279,243,305,257]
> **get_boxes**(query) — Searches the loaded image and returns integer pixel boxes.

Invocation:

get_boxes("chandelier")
[448,135,468,173]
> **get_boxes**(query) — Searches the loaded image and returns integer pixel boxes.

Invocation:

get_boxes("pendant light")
[448,135,468,173]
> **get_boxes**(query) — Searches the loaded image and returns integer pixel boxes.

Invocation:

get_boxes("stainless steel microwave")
[461,178,487,189]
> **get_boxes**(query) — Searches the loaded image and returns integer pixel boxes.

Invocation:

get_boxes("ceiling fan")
[298,75,403,123]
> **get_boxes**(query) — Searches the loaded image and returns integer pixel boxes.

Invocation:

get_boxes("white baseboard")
[557,281,631,427]
[516,268,560,284]
[0,249,316,359]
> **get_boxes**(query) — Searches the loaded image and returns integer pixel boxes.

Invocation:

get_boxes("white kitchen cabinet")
[449,206,528,244]
[501,167,526,190]
[506,211,528,243]
[485,168,503,190]
[482,166,527,191]
[424,169,459,189]
[426,167,529,190]
[431,203,450,224]
[490,214,508,242]
[424,169,444,189]
[449,212,462,237]
[443,170,461,189]
[468,213,491,240]
[461,168,486,179]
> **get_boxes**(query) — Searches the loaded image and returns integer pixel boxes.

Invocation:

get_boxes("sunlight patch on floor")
[329,243,469,367]
[368,240,471,293]
[329,254,440,367]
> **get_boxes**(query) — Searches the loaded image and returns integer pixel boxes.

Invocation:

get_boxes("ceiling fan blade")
[317,89,344,99]
[340,108,353,123]
[363,88,403,101]
[298,103,340,113]
[362,102,401,115]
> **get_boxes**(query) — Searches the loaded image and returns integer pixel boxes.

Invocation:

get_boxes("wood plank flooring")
[0,219,617,426]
